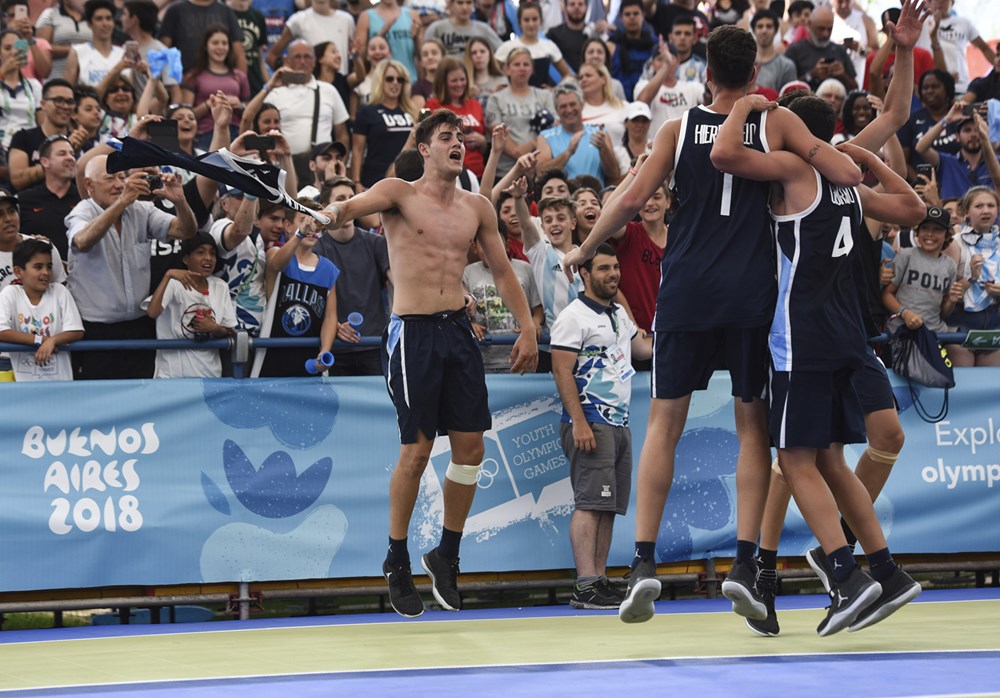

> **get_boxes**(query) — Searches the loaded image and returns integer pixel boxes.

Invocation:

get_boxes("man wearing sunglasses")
[7,78,82,191]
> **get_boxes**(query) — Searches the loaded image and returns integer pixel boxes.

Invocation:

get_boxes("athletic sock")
[866,547,897,583]
[436,527,462,562]
[387,536,409,566]
[634,541,656,562]
[840,517,858,553]
[576,575,600,589]
[736,539,757,565]
[757,547,778,572]
[829,546,857,584]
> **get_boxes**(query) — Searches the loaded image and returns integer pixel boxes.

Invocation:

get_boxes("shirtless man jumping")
[323,111,539,618]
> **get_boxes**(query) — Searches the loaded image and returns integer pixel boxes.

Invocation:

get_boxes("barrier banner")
[0,369,997,592]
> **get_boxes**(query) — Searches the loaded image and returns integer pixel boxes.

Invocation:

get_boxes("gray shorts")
[560,422,632,515]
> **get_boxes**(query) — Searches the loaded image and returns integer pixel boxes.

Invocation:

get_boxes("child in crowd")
[144,232,237,378]
[0,238,84,381]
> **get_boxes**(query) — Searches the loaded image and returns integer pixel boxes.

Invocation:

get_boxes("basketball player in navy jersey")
[563,25,863,626]
[712,92,926,634]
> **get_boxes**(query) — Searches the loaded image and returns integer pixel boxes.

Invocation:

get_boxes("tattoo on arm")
[807,145,820,163]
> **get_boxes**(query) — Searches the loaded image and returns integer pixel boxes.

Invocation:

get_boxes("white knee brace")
[445,461,481,485]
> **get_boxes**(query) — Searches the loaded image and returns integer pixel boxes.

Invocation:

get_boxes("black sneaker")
[383,559,424,618]
[721,560,767,621]
[806,545,836,593]
[816,566,881,637]
[570,582,621,610]
[848,565,921,632]
[619,557,661,624]
[596,576,627,602]
[420,549,461,611]
[745,569,779,637]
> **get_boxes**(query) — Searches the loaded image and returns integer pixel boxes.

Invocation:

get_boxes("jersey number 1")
[832,217,854,258]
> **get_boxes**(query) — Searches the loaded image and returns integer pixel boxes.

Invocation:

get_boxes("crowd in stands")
[1,0,999,380]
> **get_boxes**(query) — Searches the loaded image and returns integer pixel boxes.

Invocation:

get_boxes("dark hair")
[619,0,643,11]
[787,0,814,17]
[0,0,28,12]
[580,38,612,72]
[190,24,235,77]
[180,231,219,259]
[123,0,158,34]
[42,78,75,98]
[413,109,463,148]
[570,174,601,194]
[39,134,72,160]
[707,25,757,89]
[786,94,836,143]
[671,15,696,30]
[257,200,284,218]
[319,176,356,205]
[13,238,52,270]
[841,90,870,136]
[880,7,900,29]
[537,168,569,195]
[393,148,424,181]
[516,0,541,23]
[253,102,280,132]
[74,84,100,105]
[537,196,575,218]
[312,41,334,77]
[83,0,115,23]
[919,69,956,105]
[750,9,779,30]
[580,242,617,272]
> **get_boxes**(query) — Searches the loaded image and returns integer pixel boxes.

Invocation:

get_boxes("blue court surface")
[0,588,997,697]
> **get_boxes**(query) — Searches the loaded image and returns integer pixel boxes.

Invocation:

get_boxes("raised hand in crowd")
[120,171,153,206]
[886,0,932,51]
[913,166,941,206]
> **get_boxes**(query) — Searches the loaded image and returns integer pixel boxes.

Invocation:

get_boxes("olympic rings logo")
[477,458,500,489]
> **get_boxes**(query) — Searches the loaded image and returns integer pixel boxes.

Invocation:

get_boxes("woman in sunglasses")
[351,59,416,190]
[96,74,137,142]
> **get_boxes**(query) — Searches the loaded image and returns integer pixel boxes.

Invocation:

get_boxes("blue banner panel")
[0,368,997,592]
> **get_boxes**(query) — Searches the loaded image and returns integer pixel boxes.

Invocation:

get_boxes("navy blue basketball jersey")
[770,168,867,372]
[656,105,776,331]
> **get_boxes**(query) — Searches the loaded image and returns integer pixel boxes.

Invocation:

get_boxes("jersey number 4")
[832,217,854,258]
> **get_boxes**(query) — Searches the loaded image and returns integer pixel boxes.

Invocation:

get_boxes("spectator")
[495,191,527,261]
[537,82,620,186]
[783,4,856,91]
[608,0,657,100]
[120,0,182,104]
[159,0,247,76]
[538,168,571,199]
[651,0,710,48]
[464,213,543,371]
[425,0,501,58]
[0,31,43,151]
[815,77,846,134]
[352,59,417,189]
[72,85,103,146]
[464,35,506,106]
[943,186,1000,366]
[915,110,1000,201]
[267,0,354,78]
[64,0,124,88]
[253,0,295,50]
[496,1,571,88]
[426,57,487,176]
[621,101,651,161]
[547,0,590,74]
[865,7,934,96]
[95,73,138,143]
[931,0,994,95]
[315,175,391,376]
[34,0,92,81]
[313,41,352,114]
[668,15,706,84]
[571,185,601,244]
[0,189,68,304]
[579,62,627,146]
[752,9,796,92]
[550,242,651,610]
[211,193,273,336]
[473,0,509,40]
[17,134,80,259]
[830,0,877,81]
[633,42,703,135]
[348,34,391,117]
[964,44,1000,104]
[783,0,813,45]
[251,198,341,377]
[264,42,350,183]
[226,0,268,94]
[67,153,198,379]
[580,37,626,102]
[711,0,749,27]
[485,48,555,178]
[354,0,421,86]
[298,141,348,199]
[181,24,251,148]
[3,0,51,81]
[143,231,236,378]
[0,236,83,382]
[882,205,965,365]
[898,69,961,178]
[7,78,80,191]
[832,89,878,145]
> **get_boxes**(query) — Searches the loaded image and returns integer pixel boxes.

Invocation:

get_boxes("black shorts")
[851,347,896,414]
[769,368,866,449]
[652,325,770,402]
[382,309,491,444]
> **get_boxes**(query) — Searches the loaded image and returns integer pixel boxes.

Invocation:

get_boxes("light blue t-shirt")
[540,123,606,185]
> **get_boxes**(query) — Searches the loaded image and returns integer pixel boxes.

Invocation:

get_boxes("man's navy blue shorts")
[852,346,896,415]
[382,309,492,444]
[769,368,867,449]
[652,325,770,402]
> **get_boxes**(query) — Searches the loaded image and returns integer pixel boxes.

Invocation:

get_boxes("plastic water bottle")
[305,351,335,374]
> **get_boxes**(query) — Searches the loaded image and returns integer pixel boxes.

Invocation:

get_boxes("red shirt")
[611,221,663,333]
[507,236,528,262]
[864,47,934,90]
[425,97,486,176]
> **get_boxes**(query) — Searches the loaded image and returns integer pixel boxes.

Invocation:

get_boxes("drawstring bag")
[889,325,955,422]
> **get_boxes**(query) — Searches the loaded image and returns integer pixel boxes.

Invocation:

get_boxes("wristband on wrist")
[629,167,638,176]
[34,334,43,346]
[897,307,908,318]
[295,230,305,239]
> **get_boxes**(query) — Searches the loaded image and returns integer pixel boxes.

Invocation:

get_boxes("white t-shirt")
[0,78,42,149]
[495,36,564,65]
[0,283,82,381]
[634,79,705,136]
[141,276,236,378]
[72,42,125,87]
[284,8,355,76]
[936,14,980,93]
[0,239,67,292]
[582,101,628,150]
[210,218,267,335]
[266,78,349,155]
